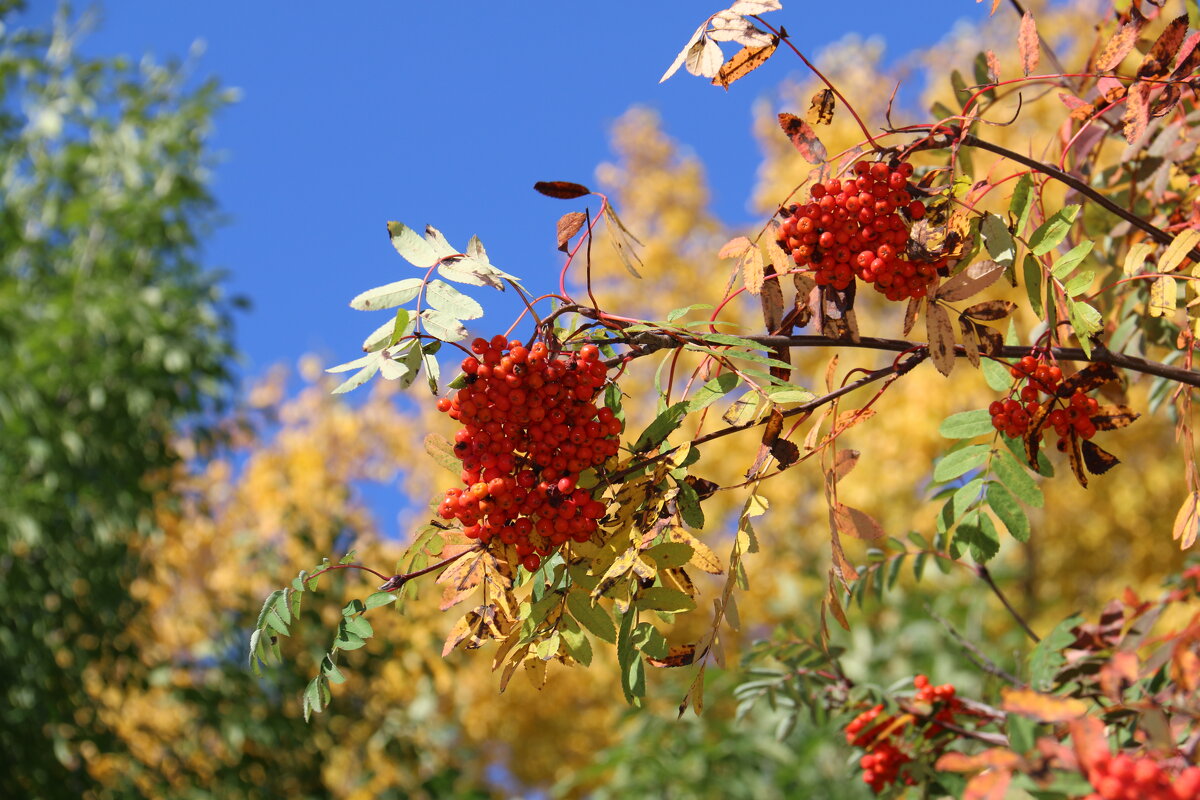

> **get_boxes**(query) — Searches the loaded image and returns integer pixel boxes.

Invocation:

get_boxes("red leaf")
[533,180,591,199]
[1137,14,1189,81]
[777,113,827,164]
[556,211,587,252]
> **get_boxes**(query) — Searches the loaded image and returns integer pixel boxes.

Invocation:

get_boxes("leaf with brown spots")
[778,112,827,164]
[925,300,957,376]
[807,88,835,125]
[534,180,591,199]
[712,36,779,89]
[1059,363,1120,396]
[740,241,765,296]
[1137,14,1189,81]
[959,317,981,367]
[556,211,587,252]
[1150,83,1183,118]
[760,260,783,331]
[903,295,922,336]
[937,260,1004,302]
[1024,399,1055,469]
[1090,404,1139,432]
[647,643,698,668]
[962,299,1017,320]
[1170,31,1200,80]
[1018,11,1040,76]
[1065,429,1088,487]
[1123,82,1151,144]
[1096,20,1144,71]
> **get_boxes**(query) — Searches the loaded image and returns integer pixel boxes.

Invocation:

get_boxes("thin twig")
[976,564,1040,643]
[926,607,1024,686]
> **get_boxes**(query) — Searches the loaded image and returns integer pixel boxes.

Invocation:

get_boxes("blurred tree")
[0,4,238,795]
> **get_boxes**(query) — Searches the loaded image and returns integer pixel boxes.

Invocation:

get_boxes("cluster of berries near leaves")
[844,676,967,794]
[989,355,1099,451]
[1084,751,1200,800]
[777,159,944,301]
[434,335,621,572]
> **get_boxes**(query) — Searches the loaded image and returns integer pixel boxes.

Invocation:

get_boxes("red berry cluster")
[777,159,941,301]
[844,676,968,794]
[1084,752,1200,800]
[434,335,622,572]
[989,356,1099,451]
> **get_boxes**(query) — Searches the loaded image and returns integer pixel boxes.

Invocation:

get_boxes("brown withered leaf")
[712,36,779,89]
[556,211,587,252]
[683,475,720,501]
[1090,404,1139,431]
[976,325,1003,357]
[937,260,1005,302]
[925,300,957,376]
[1059,362,1120,396]
[770,437,800,469]
[647,643,699,668]
[1137,14,1189,81]
[1018,11,1040,76]
[1150,83,1182,118]
[959,317,981,367]
[1123,82,1151,144]
[903,295,922,336]
[807,88,835,125]
[962,299,1018,320]
[761,406,784,446]
[1065,429,1089,488]
[778,112,828,164]
[760,260,783,330]
[833,503,885,540]
[1081,439,1120,476]
[1096,20,1144,71]
[534,180,591,199]
[1067,100,1097,121]
[1170,31,1200,80]
[1101,82,1129,104]
[826,569,851,629]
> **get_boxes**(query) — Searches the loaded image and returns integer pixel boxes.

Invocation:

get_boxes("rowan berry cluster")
[844,676,967,794]
[434,335,622,572]
[989,355,1099,450]
[1084,751,1200,800]
[777,159,941,301]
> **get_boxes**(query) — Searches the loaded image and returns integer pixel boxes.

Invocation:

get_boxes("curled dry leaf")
[1081,439,1120,476]
[777,113,827,164]
[807,88,835,125]
[534,180,591,199]
[1137,14,1189,81]
[556,211,587,252]
[1018,11,1040,76]
[712,36,779,89]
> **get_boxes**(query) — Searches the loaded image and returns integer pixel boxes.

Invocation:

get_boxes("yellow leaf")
[1001,687,1087,722]
[1160,229,1200,274]
[1123,241,1154,276]
[1148,276,1177,318]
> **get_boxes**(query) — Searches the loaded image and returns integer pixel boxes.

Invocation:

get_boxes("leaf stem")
[976,564,1040,643]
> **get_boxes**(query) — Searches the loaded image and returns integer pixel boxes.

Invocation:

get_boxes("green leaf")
[938,477,985,535]
[1028,205,1080,256]
[982,356,1013,392]
[325,354,373,374]
[321,654,346,685]
[1010,174,1035,235]
[939,409,994,439]
[418,309,469,342]
[1022,254,1044,318]
[1029,615,1082,691]
[992,448,1044,508]
[637,587,696,613]
[364,591,396,610]
[424,279,483,320]
[986,481,1030,542]
[255,589,286,631]
[343,615,373,639]
[423,432,461,475]
[331,357,381,395]
[349,278,424,311]
[303,675,330,722]
[981,212,1015,268]
[675,480,705,529]
[643,541,693,570]
[617,610,640,703]
[666,303,713,323]
[388,221,440,268]
[687,373,740,413]
[1007,713,1037,754]
[767,386,816,404]
[567,590,615,643]
[1050,241,1094,280]
[1067,299,1102,358]
[1063,270,1094,297]
[632,401,689,453]
[957,509,1000,562]
[933,444,989,482]
[362,310,416,352]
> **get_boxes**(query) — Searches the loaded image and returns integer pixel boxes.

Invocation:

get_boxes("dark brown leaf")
[1059,362,1120,396]
[1065,429,1089,488]
[976,325,1003,357]
[807,88,835,125]
[962,299,1018,320]
[1150,83,1182,118]
[1024,399,1055,470]
[684,475,720,501]
[556,211,587,252]
[770,437,800,469]
[778,112,827,164]
[1096,20,1144,71]
[1090,404,1139,431]
[937,260,1004,302]
[1170,31,1200,80]
[1081,439,1120,475]
[712,37,779,89]
[647,643,698,668]
[534,180,591,199]
[903,295,922,336]
[760,262,784,332]
[959,317,981,367]
[761,406,784,446]
[1137,14,1189,81]
[1018,11,1040,76]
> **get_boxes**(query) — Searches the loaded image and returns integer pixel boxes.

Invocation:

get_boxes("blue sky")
[22,1,994,382]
